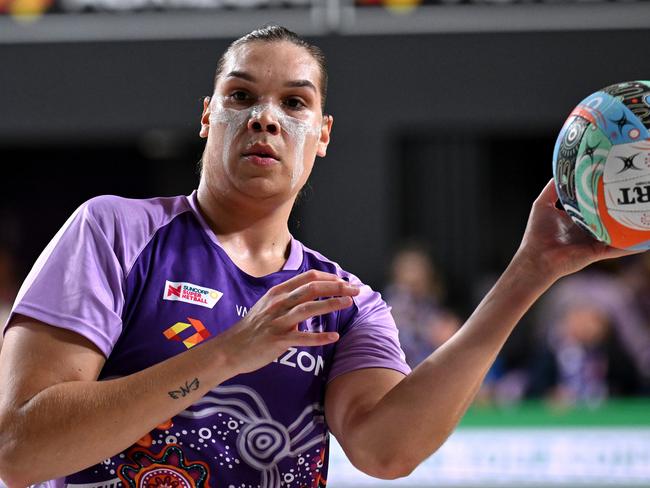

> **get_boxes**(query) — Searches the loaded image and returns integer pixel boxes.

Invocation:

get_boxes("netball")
[553,80,650,250]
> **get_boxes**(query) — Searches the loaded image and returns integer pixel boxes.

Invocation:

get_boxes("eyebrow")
[226,70,317,93]
[226,70,256,83]
[285,80,317,93]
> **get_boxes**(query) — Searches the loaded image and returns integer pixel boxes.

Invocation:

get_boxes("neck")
[197,180,296,276]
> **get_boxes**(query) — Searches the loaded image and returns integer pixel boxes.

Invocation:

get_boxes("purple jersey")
[6,192,410,488]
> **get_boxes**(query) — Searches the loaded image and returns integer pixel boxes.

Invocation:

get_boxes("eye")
[229,90,251,102]
[284,97,306,110]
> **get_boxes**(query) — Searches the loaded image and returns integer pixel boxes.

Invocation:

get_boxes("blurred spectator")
[408,310,463,366]
[618,254,650,387]
[427,310,461,351]
[528,271,642,406]
[384,242,460,367]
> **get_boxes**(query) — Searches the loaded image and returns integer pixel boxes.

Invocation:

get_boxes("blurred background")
[1,0,650,486]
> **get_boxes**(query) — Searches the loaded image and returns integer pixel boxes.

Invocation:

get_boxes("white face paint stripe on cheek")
[208,97,321,190]
[281,111,322,190]
[209,97,249,171]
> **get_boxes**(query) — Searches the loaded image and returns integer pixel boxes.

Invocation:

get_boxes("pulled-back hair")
[214,25,328,111]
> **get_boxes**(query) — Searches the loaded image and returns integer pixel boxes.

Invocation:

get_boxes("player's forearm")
[352,251,556,476]
[0,336,237,486]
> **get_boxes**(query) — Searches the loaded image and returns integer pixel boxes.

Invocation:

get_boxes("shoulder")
[79,194,191,230]
[68,194,193,272]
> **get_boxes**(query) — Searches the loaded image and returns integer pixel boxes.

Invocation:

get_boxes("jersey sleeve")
[4,198,126,357]
[328,274,411,383]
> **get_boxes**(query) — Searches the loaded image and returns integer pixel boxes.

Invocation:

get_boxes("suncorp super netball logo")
[163,280,223,309]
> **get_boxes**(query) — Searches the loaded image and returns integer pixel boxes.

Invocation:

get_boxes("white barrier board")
[328,428,650,487]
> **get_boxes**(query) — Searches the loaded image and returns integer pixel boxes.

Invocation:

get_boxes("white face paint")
[208,96,322,190]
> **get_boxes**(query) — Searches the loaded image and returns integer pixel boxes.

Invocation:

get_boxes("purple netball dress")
[6,192,410,488]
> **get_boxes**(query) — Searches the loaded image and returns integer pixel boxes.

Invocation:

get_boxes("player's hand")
[215,270,359,375]
[515,179,642,282]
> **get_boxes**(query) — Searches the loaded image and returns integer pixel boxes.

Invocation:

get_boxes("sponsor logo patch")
[163,317,211,349]
[163,280,223,309]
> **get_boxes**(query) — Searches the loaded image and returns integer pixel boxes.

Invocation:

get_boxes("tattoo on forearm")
[168,378,200,399]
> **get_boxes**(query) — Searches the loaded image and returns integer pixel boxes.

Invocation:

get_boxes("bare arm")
[0,318,232,485]
[0,270,359,486]
[326,180,638,479]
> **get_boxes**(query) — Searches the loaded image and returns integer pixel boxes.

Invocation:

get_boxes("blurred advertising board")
[329,400,650,487]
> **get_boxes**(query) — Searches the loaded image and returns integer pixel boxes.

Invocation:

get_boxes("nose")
[247,105,280,135]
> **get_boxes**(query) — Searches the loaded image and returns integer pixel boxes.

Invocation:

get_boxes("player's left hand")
[515,179,642,282]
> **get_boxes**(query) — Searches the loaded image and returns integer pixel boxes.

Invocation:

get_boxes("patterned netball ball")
[553,80,650,250]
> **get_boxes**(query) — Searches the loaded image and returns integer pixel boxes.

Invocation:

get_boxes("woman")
[0,25,635,487]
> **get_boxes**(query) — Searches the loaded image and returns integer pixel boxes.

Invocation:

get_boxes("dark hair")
[214,25,328,111]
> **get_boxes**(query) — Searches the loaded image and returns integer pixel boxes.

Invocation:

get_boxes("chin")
[237,178,293,202]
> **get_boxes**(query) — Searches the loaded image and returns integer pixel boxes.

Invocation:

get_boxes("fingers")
[534,178,559,208]
[246,271,357,354]
[271,270,342,295]
[287,331,340,348]
[266,272,359,320]
[286,280,359,305]
[281,296,354,326]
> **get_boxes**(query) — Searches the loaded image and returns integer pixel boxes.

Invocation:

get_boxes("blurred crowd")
[384,242,650,407]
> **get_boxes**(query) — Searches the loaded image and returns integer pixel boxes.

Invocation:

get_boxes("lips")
[242,142,280,161]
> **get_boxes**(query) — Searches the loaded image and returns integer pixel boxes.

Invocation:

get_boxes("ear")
[316,114,334,158]
[199,96,211,138]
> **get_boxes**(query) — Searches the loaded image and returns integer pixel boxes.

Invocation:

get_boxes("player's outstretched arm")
[0,270,358,487]
[325,179,640,480]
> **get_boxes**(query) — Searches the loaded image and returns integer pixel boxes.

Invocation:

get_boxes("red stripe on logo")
[167,284,182,297]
